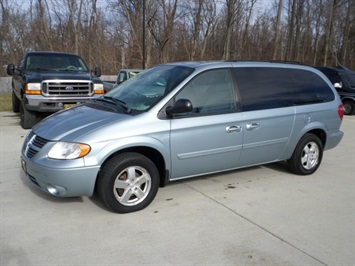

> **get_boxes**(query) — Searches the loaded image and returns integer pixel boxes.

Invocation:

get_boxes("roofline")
[25,51,81,56]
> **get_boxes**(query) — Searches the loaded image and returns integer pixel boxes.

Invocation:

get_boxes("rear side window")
[234,67,335,112]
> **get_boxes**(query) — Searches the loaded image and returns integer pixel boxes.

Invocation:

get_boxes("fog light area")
[46,184,66,196]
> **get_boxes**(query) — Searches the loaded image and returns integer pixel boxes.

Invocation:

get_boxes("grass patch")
[0,93,12,112]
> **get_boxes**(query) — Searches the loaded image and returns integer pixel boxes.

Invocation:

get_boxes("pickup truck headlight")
[48,142,91,159]
[25,83,41,95]
[94,83,104,94]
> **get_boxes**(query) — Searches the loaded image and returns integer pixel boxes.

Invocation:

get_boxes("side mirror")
[93,67,101,77]
[7,64,15,75]
[334,82,342,89]
[166,99,193,117]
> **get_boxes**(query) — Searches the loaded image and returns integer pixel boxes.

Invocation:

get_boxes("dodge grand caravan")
[21,61,344,213]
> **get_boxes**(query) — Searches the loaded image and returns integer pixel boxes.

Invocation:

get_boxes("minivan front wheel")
[97,152,159,213]
[288,133,323,175]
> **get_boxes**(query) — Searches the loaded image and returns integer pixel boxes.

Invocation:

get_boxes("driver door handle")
[226,125,242,133]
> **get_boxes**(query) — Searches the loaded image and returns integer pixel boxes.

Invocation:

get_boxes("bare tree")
[148,0,181,63]
[273,0,283,59]
[222,0,243,60]
[1,0,355,76]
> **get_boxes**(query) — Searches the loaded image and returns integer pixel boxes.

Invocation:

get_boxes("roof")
[315,66,355,75]
[25,51,81,57]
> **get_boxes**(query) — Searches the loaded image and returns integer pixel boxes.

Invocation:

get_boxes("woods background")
[0,0,354,76]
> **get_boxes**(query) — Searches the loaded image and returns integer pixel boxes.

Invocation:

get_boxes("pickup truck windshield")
[105,65,194,112]
[26,54,88,72]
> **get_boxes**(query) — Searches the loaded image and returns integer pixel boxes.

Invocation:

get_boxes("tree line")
[1,0,354,76]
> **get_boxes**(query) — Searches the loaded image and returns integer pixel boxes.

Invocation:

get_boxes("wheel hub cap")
[113,166,151,206]
[301,141,319,170]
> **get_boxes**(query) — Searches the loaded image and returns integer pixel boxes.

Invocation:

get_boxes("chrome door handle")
[226,125,242,133]
[246,123,260,131]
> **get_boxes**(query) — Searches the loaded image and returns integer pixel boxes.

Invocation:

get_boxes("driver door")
[169,68,244,179]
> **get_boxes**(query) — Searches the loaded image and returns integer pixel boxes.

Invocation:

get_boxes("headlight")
[25,83,41,95]
[48,142,91,159]
[94,83,104,94]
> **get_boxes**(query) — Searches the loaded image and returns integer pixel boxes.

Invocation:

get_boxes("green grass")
[0,93,12,112]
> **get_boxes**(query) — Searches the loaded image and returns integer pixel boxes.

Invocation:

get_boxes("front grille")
[42,80,93,96]
[23,131,50,159]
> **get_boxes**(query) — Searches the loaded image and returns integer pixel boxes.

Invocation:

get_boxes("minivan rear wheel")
[288,133,323,175]
[97,152,159,213]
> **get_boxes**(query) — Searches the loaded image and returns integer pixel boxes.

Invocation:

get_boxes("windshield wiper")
[100,96,132,114]
[27,68,53,71]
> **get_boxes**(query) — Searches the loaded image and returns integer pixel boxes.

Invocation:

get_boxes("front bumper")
[24,94,101,112]
[21,155,100,197]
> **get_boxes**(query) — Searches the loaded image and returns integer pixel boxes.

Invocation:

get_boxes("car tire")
[97,152,159,213]
[288,133,323,175]
[343,100,355,115]
[12,91,20,113]
[20,100,37,129]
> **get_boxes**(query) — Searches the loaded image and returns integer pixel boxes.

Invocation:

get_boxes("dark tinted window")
[321,72,342,85]
[234,67,335,112]
[341,73,355,88]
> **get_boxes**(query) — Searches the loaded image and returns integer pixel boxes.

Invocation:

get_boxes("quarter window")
[234,67,335,112]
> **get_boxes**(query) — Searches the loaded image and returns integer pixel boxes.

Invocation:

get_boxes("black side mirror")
[93,67,101,77]
[166,99,193,117]
[7,64,15,75]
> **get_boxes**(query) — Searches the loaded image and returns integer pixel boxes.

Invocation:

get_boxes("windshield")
[26,54,88,72]
[105,65,194,112]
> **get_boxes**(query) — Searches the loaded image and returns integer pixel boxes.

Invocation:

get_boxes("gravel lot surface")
[1,112,354,266]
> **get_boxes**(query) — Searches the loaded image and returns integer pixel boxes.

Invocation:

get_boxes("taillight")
[338,105,344,120]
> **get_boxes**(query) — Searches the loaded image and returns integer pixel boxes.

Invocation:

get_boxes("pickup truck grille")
[23,131,50,159]
[42,80,93,96]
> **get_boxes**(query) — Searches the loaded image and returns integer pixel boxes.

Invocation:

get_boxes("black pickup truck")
[7,51,104,128]
[316,66,355,115]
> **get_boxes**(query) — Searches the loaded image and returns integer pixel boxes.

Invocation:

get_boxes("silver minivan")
[21,61,344,213]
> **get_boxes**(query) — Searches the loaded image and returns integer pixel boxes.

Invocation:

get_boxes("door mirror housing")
[7,64,15,76]
[93,67,101,77]
[166,99,193,117]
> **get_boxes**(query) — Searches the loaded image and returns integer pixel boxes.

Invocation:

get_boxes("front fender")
[84,134,171,173]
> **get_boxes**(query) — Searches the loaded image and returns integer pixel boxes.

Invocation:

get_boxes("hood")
[25,70,93,83]
[32,104,130,141]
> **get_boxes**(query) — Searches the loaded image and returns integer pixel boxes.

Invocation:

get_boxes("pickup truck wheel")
[97,152,159,213]
[343,100,355,115]
[20,100,37,129]
[12,91,20,113]
[288,133,323,175]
